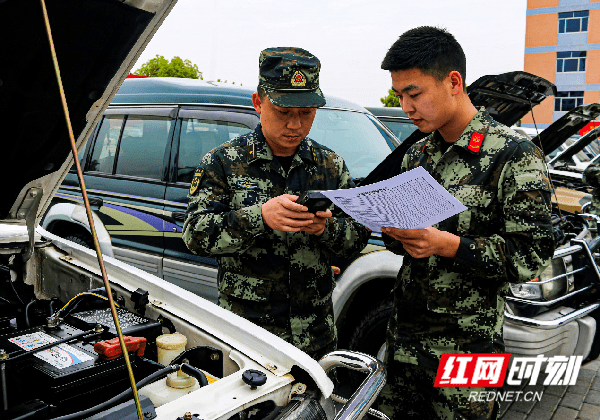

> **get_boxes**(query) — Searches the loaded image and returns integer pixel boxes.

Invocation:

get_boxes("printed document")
[321,166,467,232]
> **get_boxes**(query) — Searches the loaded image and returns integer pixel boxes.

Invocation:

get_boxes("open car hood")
[467,71,556,127]
[536,104,600,160]
[1,0,178,227]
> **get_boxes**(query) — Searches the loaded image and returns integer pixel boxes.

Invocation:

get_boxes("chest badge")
[237,179,259,189]
[468,132,484,153]
[189,168,204,195]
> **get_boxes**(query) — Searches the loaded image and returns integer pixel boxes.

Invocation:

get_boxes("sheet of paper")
[321,166,467,232]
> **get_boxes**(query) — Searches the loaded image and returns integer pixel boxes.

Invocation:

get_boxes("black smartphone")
[296,191,331,213]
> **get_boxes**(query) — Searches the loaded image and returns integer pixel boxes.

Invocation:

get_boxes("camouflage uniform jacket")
[385,109,554,369]
[183,124,369,355]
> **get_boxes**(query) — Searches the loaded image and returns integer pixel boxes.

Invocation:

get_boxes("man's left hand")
[300,209,332,236]
[381,226,460,258]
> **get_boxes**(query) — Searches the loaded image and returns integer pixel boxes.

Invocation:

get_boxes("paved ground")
[500,358,600,420]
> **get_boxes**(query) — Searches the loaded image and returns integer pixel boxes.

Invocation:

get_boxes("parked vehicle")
[528,104,600,213]
[1,2,385,420]
[364,107,417,143]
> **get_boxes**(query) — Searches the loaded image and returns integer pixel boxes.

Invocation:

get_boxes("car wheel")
[64,233,92,248]
[348,299,393,361]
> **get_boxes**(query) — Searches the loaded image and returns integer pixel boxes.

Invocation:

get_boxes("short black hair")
[381,26,467,86]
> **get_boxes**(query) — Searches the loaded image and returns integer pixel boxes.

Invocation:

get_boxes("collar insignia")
[468,132,484,153]
[291,71,307,87]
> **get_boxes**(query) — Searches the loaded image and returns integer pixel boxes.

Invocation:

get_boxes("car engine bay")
[0,237,323,420]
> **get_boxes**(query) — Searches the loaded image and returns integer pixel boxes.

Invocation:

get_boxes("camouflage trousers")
[378,360,499,420]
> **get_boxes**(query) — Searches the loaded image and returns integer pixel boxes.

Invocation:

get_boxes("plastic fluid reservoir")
[139,333,200,407]
[156,332,187,365]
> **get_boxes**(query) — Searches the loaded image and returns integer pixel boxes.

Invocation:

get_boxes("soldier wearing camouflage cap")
[183,47,369,359]
[376,27,554,419]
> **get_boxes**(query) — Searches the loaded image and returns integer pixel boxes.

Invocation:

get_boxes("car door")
[82,107,176,276]
[163,106,258,302]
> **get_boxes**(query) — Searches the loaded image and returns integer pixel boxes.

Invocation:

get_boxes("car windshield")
[381,119,418,143]
[588,137,600,157]
[555,136,596,163]
[308,109,397,180]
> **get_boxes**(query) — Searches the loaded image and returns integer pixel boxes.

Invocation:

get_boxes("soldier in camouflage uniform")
[182,47,369,360]
[377,27,555,419]
[583,162,600,234]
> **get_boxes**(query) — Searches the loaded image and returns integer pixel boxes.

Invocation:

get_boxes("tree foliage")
[380,89,400,107]
[134,55,202,79]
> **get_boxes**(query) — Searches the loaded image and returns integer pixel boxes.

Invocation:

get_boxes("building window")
[557,51,586,72]
[558,10,589,33]
[555,91,584,112]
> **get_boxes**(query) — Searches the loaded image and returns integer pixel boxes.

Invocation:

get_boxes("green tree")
[380,89,400,107]
[134,55,202,79]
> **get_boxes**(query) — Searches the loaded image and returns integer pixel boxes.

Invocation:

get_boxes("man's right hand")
[262,194,315,232]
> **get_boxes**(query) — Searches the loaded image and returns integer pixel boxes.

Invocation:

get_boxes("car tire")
[64,233,92,248]
[348,299,393,361]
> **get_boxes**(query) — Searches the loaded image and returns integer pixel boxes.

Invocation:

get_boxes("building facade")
[523,0,600,129]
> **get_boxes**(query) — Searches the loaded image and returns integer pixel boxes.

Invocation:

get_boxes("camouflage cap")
[258,47,326,108]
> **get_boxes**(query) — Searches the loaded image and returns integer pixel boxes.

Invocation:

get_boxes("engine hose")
[49,363,208,420]
[181,362,209,387]
[24,300,35,328]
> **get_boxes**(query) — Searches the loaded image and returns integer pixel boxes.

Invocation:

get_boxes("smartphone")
[296,191,331,213]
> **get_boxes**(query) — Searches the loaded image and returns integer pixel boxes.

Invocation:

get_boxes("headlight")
[509,256,574,301]
[509,282,543,300]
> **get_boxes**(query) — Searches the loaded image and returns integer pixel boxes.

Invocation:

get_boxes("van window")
[88,115,124,173]
[177,119,252,183]
[381,120,418,143]
[114,116,172,180]
[309,109,394,179]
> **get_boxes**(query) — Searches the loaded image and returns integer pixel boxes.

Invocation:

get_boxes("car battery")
[65,306,162,340]
[0,307,162,413]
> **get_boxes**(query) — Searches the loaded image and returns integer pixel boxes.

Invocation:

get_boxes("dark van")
[43,77,399,304]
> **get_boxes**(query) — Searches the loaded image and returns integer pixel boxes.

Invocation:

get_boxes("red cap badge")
[468,132,484,153]
[291,70,307,87]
